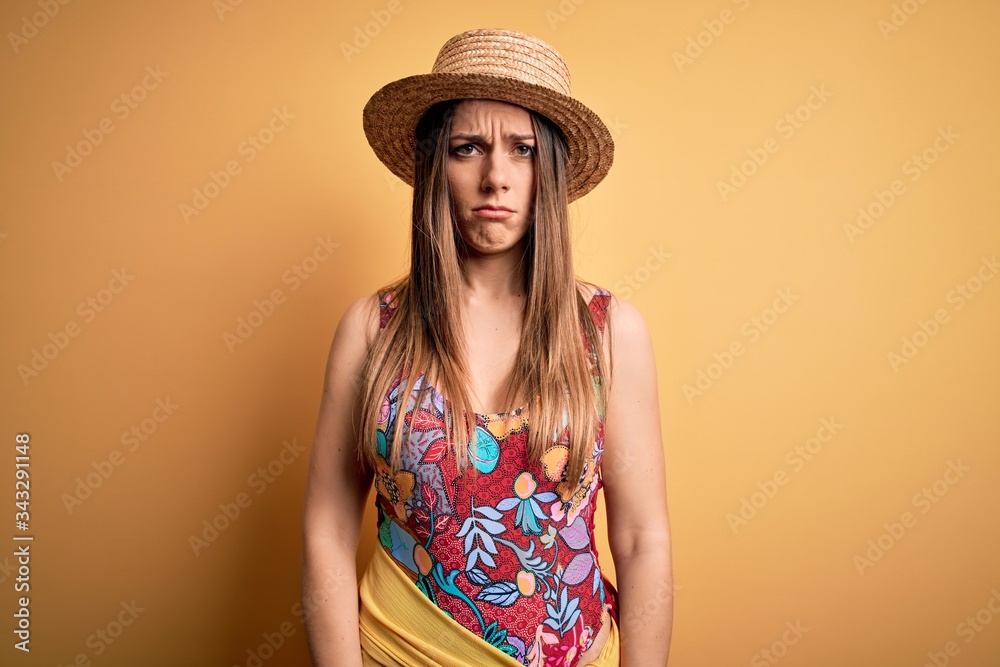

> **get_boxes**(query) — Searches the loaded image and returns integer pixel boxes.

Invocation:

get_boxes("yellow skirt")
[359,544,620,667]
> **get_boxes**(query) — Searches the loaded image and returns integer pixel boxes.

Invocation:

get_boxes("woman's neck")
[458,249,527,303]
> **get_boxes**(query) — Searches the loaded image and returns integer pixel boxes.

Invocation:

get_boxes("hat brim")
[362,73,614,202]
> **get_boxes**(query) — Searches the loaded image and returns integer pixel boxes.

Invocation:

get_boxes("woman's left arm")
[600,295,673,667]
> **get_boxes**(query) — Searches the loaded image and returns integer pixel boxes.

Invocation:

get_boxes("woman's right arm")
[300,293,379,667]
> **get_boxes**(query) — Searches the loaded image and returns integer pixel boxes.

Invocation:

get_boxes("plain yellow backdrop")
[1,0,998,665]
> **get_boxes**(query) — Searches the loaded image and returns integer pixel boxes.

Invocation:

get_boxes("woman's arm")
[600,295,673,666]
[300,294,379,667]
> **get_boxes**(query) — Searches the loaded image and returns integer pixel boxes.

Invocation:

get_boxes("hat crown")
[431,28,572,97]
[362,27,613,202]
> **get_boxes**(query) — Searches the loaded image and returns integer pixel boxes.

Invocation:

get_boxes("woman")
[301,28,672,667]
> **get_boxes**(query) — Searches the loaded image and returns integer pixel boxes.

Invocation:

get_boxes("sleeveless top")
[371,285,619,667]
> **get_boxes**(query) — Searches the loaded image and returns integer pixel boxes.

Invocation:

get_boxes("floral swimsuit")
[372,286,618,667]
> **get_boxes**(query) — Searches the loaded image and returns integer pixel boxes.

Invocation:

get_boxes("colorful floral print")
[372,286,618,667]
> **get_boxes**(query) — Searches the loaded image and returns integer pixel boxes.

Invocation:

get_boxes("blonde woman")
[301,28,672,667]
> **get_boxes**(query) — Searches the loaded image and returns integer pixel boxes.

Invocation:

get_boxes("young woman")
[300,28,672,667]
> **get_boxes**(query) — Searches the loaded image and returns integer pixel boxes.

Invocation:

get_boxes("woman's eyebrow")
[449,133,536,142]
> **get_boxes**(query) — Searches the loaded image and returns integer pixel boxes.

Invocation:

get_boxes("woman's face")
[446,99,536,257]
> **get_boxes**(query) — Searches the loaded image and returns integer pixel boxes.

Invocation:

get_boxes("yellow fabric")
[359,544,620,667]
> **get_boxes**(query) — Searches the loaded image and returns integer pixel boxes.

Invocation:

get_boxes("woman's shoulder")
[337,276,406,348]
[576,280,649,343]
[335,291,383,350]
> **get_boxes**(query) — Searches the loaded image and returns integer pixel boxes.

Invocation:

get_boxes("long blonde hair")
[357,99,612,502]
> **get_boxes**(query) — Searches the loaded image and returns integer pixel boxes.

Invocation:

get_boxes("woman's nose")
[481,151,509,192]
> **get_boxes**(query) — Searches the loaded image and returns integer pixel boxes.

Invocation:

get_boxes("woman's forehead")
[451,99,534,130]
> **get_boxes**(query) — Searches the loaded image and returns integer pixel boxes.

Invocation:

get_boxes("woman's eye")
[516,145,534,157]
[452,144,476,156]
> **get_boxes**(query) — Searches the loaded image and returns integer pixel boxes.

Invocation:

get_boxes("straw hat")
[362,28,614,202]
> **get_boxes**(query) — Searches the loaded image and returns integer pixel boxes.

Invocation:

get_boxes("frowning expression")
[447,99,536,257]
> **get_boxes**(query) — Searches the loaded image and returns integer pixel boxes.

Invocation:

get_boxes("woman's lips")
[473,207,514,219]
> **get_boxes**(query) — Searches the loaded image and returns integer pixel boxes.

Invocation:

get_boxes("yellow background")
[1,0,998,665]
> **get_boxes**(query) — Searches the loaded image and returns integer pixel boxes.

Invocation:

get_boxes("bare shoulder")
[603,292,653,383]
[605,292,648,339]
[318,291,382,396]
[340,291,382,349]
[574,280,648,356]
